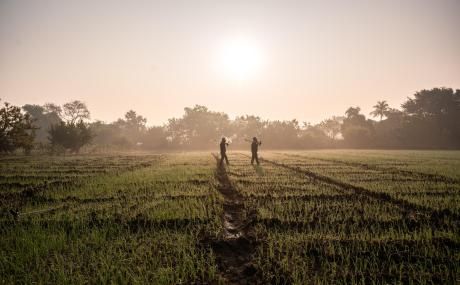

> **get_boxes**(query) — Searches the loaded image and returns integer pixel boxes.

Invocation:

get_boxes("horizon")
[1,2,460,282]
[1,0,459,125]
[1,87,459,127]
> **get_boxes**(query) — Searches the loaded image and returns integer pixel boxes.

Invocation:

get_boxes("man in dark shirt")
[251,137,262,165]
[220,137,229,165]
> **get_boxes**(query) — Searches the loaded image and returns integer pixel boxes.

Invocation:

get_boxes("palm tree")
[370,101,389,121]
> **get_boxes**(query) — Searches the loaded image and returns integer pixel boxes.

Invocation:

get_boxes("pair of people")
[220,137,262,165]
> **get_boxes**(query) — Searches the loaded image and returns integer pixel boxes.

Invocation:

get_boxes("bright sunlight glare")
[218,37,263,80]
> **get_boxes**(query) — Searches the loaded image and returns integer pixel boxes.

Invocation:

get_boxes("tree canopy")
[9,87,460,154]
[0,100,36,154]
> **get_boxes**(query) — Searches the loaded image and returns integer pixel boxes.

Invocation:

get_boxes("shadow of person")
[252,164,264,176]
[212,153,230,171]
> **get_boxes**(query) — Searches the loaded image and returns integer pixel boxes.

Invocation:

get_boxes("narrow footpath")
[207,153,260,284]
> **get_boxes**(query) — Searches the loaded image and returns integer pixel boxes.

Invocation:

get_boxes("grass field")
[1,150,459,284]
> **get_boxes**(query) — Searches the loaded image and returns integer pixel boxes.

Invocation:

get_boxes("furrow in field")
[0,156,165,212]
[256,217,455,233]
[278,153,460,184]
[259,156,460,223]
[0,217,211,232]
[0,154,224,284]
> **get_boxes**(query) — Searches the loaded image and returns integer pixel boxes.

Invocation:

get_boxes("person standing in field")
[220,137,229,165]
[250,137,262,165]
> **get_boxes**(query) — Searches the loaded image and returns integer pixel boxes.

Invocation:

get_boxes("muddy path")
[205,153,260,284]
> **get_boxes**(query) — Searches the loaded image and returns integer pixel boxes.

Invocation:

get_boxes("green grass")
[1,150,459,284]
[1,153,222,284]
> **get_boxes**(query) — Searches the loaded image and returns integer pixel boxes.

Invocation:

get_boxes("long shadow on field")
[276,152,460,184]
[201,153,262,284]
[259,156,460,225]
[252,164,265,176]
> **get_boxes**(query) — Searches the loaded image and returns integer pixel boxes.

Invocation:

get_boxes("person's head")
[221,137,226,142]
[253,137,257,142]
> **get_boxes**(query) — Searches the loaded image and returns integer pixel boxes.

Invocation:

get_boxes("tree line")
[1,87,459,154]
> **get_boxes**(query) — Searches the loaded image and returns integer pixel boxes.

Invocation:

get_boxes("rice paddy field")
[1,150,459,284]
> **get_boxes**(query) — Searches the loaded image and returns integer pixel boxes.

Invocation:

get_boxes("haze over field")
[1,0,459,125]
[1,2,460,283]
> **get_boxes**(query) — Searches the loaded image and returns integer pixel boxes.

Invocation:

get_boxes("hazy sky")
[1,0,459,125]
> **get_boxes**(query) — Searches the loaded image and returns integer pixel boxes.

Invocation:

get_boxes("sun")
[218,37,263,80]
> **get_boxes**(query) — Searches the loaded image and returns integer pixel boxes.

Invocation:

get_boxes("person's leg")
[220,153,224,165]
[255,152,260,165]
[224,154,229,165]
[251,153,255,164]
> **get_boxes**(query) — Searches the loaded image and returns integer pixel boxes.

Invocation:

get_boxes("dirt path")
[206,153,260,284]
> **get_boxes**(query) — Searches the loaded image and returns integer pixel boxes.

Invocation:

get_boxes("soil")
[205,154,261,285]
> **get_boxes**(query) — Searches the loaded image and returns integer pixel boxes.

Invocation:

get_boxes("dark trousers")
[251,152,259,165]
[220,152,229,165]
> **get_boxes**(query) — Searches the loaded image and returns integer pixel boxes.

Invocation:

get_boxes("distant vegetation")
[1,87,459,154]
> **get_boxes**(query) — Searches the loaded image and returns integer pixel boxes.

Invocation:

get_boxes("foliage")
[62,100,90,124]
[232,115,265,141]
[15,87,460,150]
[401,88,460,147]
[299,123,332,148]
[43,103,63,117]
[342,106,375,147]
[261,120,301,149]
[319,116,343,140]
[370,100,389,121]
[0,100,36,154]
[143,126,169,150]
[90,121,130,148]
[167,105,231,149]
[112,110,148,146]
[22,104,61,144]
[23,100,91,151]
[48,120,93,153]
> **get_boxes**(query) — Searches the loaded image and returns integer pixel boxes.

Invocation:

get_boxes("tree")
[342,125,374,147]
[122,110,147,132]
[49,120,93,153]
[143,126,168,149]
[113,110,148,145]
[370,101,390,121]
[62,100,90,124]
[342,106,375,147]
[90,121,130,148]
[23,104,61,144]
[373,108,405,148]
[402,88,460,122]
[319,116,343,140]
[299,123,332,148]
[231,115,265,147]
[401,87,460,147]
[0,100,36,154]
[261,119,300,149]
[45,100,94,153]
[44,103,63,118]
[345,107,361,118]
[166,105,230,149]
